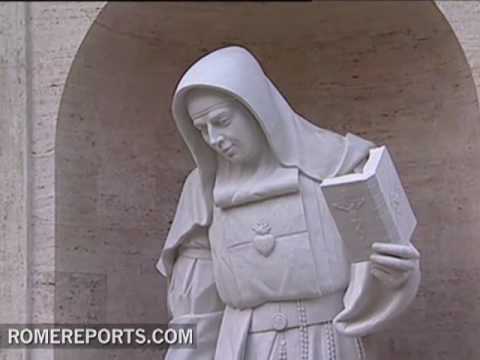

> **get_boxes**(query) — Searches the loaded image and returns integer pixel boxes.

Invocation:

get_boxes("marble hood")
[157,46,373,278]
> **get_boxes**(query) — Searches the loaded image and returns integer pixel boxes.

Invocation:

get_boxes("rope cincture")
[326,322,337,360]
[278,333,287,360]
[297,299,309,360]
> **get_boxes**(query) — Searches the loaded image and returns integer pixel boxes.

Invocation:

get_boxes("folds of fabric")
[214,306,253,360]
[217,304,366,360]
[157,169,211,279]
[165,311,224,360]
[333,260,421,337]
[165,253,225,360]
[157,132,375,284]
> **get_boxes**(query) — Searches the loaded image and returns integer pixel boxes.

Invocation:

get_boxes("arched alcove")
[55,2,480,359]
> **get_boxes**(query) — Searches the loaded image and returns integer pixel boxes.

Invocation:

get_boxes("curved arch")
[435,1,480,101]
[55,2,480,359]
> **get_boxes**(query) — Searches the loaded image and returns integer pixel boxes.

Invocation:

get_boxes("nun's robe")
[159,150,419,360]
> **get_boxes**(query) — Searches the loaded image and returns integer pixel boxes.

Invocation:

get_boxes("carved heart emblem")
[254,234,275,257]
[252,222,275,257]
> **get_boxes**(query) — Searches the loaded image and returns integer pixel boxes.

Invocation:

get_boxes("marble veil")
[158,46,373,278]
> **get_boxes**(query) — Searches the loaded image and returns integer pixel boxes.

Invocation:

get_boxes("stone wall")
[1,2,480,360]
[0,4,29,360]
[437,2,480,95]
[0,3,104,360]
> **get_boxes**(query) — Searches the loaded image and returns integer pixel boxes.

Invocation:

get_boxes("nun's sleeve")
[332,135,421,336]
[333,260,420,337]
[335,133,375,176]
[157,170,225,359]
[164,229,225,360]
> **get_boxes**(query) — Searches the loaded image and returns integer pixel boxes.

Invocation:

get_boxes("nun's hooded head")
[173,46,370,195]
[158,46,373,276]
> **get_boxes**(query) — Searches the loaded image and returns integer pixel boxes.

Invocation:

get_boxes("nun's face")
[186,89,268,164]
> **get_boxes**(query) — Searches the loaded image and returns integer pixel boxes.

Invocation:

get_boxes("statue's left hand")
[369,242,420,289]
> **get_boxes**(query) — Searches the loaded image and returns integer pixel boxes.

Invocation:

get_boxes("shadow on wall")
[55,1,480,359]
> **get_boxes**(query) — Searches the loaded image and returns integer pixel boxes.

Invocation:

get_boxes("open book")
[321,146,417,263]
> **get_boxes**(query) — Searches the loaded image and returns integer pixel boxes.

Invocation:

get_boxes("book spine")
[367,175,402,244]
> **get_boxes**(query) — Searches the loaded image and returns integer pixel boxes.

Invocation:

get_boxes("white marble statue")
[157,46,420,360]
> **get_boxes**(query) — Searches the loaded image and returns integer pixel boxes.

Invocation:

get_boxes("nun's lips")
[221,145,235,157]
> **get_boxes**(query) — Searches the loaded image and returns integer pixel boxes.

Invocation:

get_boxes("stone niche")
[55,1,480,359]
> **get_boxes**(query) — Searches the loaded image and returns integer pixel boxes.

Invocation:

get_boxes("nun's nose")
[209,134,225,148]
[208,126,224,147]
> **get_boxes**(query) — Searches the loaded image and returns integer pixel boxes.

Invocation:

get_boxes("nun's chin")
[217,150,249,164]
[220,152,241,163]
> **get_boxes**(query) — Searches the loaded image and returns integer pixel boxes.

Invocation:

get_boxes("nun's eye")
[211,113,231,127]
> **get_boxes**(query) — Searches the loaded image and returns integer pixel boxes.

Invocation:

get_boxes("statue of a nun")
[157,46,421,360]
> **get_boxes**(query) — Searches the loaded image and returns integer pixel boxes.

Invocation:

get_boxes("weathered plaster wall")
[1,2,480,360]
